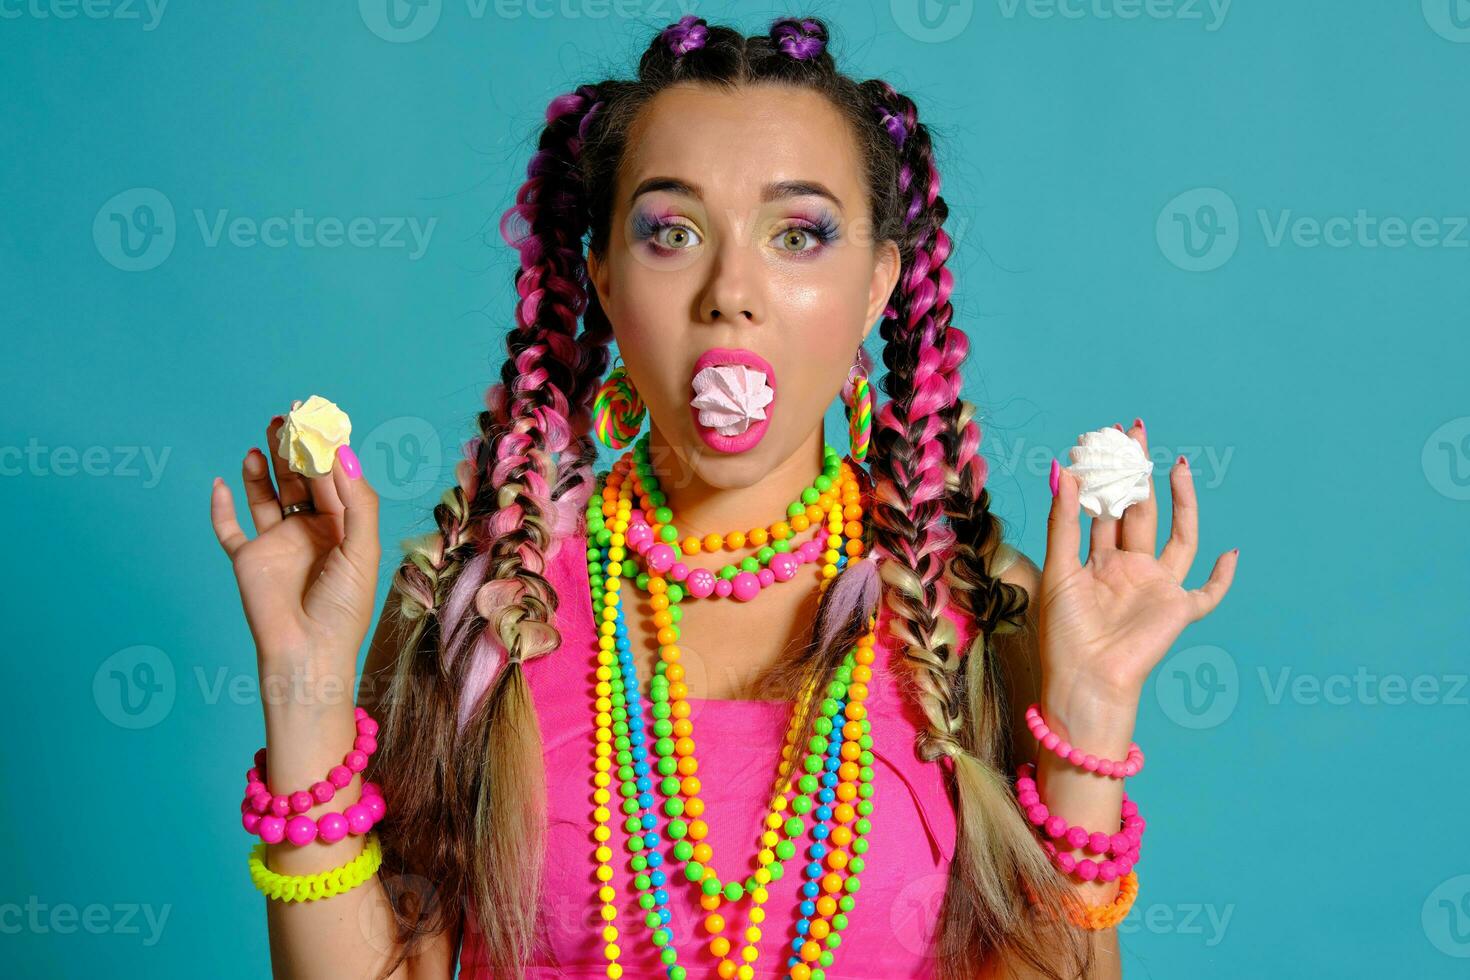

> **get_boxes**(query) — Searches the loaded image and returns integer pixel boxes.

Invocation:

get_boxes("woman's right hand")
[208,411,382,681]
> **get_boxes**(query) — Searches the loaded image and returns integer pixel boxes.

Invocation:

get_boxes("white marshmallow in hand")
[1065,426,1153,521]
[690,364,773,436]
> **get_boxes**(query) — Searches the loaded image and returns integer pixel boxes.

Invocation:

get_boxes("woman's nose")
[697,232,764,326]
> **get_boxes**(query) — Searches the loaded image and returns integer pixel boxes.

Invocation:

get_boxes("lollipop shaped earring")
[841,347,873,462]
[592,358,646,450]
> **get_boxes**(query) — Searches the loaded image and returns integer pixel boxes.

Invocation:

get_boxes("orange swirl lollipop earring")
[593,358,646,450]
[841,348,873,463]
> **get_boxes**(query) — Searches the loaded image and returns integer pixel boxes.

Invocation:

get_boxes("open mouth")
[689,348,777,454]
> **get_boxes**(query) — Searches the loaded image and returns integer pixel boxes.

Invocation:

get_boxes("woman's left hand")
[1037,419,1238,720]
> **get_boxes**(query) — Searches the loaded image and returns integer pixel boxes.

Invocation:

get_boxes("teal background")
[3,1,1468,976]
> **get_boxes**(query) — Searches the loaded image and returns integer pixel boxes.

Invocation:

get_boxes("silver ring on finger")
[281,500,317,519]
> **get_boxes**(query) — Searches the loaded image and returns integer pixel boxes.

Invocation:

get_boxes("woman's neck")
[642,420,830,542]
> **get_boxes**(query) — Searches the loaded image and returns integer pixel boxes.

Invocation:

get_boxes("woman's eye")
[777,227,814,252]
[655,223,701,249]
[772,222,835,254]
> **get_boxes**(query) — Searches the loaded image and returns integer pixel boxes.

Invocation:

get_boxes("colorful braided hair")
[364,14,1092,980]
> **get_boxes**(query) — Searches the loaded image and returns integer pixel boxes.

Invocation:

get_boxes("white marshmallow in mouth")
[690,364,774,436]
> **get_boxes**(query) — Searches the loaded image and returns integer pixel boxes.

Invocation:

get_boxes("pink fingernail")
[1113,422,1125,431]
[337,444,361,480]
[1134,417,1145,436]
[1177,454,1188,468]
[1049,458,1060,497]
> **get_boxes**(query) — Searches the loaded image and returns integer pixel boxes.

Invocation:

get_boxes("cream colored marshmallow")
[277,394,352,478]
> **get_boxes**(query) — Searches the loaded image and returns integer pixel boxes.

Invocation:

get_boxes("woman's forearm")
[1031,676,1140,978]
[256,673,406,980]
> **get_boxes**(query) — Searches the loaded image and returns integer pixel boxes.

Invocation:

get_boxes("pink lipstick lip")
[692,347,778,392]
[690,347,777,455]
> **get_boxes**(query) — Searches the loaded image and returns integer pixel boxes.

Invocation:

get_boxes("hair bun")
[661,14,709,57]
[769,17,827,61]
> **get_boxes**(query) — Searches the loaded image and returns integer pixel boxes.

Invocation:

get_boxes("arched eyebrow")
[628,177,844,211]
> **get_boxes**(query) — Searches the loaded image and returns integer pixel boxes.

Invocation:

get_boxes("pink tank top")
[458,525,994,978]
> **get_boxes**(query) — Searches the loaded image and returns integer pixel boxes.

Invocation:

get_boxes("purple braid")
[661,14,709,56]
[446,82,609,705]
[371,81,614,979]
[770,17,827,60]
[862,80,967,767]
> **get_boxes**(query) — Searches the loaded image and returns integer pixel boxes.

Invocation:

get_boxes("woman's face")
[587,82,900,495]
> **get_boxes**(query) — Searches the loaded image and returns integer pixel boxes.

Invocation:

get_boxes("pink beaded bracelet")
[1015,763,1145,884]
[242,707,379,816]
[241,780,385,845]
[1025,702,1144,778]
[238,707,387,846]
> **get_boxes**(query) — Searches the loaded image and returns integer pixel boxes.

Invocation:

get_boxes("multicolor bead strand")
[785,626,877,980]
[630,433,845,558]
[609,450,865,603]
[590,530,835,980]
[587,481,815,978]
[584,464,879,980]
[600,455,824,601]
[588,492,637,978]
[602,464,867,904]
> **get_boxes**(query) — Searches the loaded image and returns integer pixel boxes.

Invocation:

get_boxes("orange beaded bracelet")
[1023,871,1139,931]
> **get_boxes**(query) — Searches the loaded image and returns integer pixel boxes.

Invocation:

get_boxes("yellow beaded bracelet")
[248,832,382,903]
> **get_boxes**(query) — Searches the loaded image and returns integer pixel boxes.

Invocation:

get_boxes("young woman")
[209,15,1236,979]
